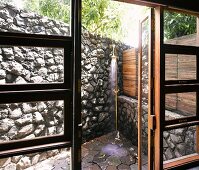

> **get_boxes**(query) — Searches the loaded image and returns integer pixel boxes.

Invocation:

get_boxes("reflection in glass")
[141,18,149,167]
[141,18,149,103]
[0,46,64,84]
[165,92,196,121]
[0,0,71,36]
[0,100,64,142]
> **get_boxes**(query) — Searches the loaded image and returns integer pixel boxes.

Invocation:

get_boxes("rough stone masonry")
[0,3,130,169]
[0,3,70,170]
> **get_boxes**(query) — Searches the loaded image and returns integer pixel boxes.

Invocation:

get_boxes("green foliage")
[164,10,196,40]
[25,0,125,41]
[82,0,123,40]
[25,0,70,23]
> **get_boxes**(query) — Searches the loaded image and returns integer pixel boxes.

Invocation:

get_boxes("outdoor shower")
[110,44,120,141]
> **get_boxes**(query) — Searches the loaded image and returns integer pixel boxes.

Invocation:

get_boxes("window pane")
[0,148,71,170]
[0,100,64,143]
[165,54,196,81]
[0,46,64,84]
[163,126,197,162]
[164,10,197,46]
[141,18,149,103]
[165,92,196,121]
[0,0,71,36]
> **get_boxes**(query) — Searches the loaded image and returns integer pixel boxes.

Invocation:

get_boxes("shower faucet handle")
[113,88,119,94]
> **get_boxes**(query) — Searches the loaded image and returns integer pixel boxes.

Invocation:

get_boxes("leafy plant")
[82,0,123,40]
[164,10,196,40]
[25,0,70,23]
[25,0,125,41]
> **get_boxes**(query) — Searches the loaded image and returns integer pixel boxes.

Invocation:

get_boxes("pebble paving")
[24,132,148,170]
[82,131,148,170]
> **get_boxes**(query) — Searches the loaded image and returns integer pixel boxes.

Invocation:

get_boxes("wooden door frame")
[138,9,155,170]
[72,0,82,169]
[154,6,199,170]
[0,1,81,170]
[114,0,199,14]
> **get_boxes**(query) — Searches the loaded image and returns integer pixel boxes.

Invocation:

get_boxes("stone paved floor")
[82,131,148,170]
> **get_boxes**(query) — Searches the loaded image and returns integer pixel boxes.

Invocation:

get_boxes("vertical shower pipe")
[138,18,143,170]
[112,44,119,132]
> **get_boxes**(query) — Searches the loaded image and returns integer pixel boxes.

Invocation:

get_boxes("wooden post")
[148,8,155,170]
[196,17,199,45]
[154,6,164,170]
[196,17,199,155]
[138,19,143,170]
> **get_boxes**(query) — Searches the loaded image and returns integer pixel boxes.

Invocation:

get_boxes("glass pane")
[141,18,149,103]
[164,10,197,46]
[165,92,196,121]
[0,46,64,84]
[0,148,71,170]
[0,100,64,143]
[165,54,196,81]
[163,126,197,162]
[0,0,71,36]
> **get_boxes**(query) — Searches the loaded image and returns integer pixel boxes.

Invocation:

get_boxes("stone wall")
[0,148,70,170]
[118,96,148,154]
[0,4,69,170]
[118,95,196,161]
[0,3,131,168]
[0,101,64,142]
[0,3,66,141]
[81,29,129,142]
[0,4,69,35]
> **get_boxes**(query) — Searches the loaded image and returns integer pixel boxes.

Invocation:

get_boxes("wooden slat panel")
[123,48,137,97]
[123,75,137,79]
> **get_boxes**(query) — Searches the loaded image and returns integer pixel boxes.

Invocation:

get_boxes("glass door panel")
[153,6,199,169]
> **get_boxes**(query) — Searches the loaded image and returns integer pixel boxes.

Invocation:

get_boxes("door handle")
[78,123,82,127]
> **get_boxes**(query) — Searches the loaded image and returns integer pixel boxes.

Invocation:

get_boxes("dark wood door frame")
[0,1,82,170]
[114,0,199,14]
[72,0,82,169]
[154,6,199,170]
[113,1,199,169]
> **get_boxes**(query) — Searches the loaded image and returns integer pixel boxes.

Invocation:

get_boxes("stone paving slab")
[82,131,148,170]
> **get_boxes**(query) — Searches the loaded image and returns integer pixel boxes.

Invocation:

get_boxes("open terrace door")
[0,0,81,169]
[153,6,199,170]
[138,8,155,170]
[138,5,199,170]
